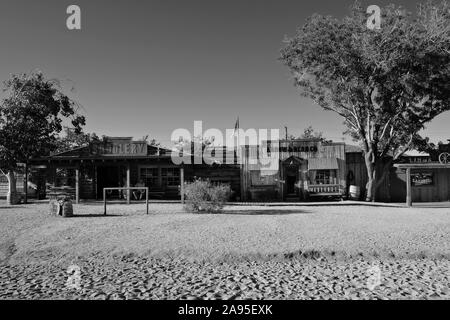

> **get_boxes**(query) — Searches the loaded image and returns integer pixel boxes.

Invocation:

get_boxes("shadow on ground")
[220,209,312,216]
[69,214,124,218]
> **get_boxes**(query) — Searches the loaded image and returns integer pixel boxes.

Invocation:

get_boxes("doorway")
[97,166,122,199]
[286,175,297,195]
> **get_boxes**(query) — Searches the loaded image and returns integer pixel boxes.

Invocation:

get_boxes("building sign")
[408,157,432,164]
[279,141,320,153]
[412,173,434,187]
[92,142,147,157]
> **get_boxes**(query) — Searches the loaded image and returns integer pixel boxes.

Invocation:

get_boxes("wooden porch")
[307,184,343,197]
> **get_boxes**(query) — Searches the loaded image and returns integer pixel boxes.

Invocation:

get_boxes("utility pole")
[285,126,288,140]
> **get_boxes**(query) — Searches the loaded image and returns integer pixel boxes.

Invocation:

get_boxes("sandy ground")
[1,202,449,264]
[1,257,449,300]
[0,202,449,300]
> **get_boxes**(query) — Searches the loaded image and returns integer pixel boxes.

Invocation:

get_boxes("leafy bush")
[183,179,231,213]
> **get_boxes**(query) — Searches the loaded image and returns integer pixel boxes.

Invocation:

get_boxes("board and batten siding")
[345,152,368,200]
[390,167,450,203]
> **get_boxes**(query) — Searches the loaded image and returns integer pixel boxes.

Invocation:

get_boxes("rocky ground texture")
[1,256,449,300]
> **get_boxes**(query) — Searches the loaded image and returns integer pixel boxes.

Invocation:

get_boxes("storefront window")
[162,168,180,187]
[140,167,158,187]
[310,170,336,185]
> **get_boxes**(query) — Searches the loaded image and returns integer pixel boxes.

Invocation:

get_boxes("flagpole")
[235,117,242,202]
[236,117,240,164]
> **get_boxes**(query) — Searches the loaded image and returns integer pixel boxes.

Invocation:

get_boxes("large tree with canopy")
[280,1,450,201]
[0,71,85,204]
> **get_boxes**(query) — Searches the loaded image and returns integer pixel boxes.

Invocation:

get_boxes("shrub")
[183,179,231,213]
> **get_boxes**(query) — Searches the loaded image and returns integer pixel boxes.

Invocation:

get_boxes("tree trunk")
[364,154,393,202]
[6,171,19,205]
[364,153,377,202]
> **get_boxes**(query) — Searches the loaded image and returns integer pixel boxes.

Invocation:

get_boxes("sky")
[0,0,448,147]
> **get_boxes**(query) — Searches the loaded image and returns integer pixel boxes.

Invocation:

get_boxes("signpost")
[103,187,149,215]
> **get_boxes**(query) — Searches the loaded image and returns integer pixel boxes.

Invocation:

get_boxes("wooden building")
[392,163,450,205]
[0,138,360,203]
[345,147,450,204]
[2,136,449,205]
[26,137,179,202]
[240,139,347,202]
[19,137,241,203]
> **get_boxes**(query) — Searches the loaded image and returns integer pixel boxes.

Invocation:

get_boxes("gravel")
[0,256,449,300]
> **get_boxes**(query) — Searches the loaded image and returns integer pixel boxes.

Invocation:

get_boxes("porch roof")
[394,163,450,169]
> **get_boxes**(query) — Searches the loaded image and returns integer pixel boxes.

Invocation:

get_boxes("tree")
[140,134,160,147]
[0,72,85,204]
[54,127,99,154]
[288,126,332,142]
[280,1,450,201]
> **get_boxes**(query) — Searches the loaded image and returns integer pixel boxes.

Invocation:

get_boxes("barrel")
[349,185,361,200]
[61,200,74,217]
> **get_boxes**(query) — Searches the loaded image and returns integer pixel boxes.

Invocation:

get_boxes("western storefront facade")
[22,137,241,203]
[240,139,347,201]
[2,136,450,205]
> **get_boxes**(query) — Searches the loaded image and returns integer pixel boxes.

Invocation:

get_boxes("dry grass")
[0,202,449,264]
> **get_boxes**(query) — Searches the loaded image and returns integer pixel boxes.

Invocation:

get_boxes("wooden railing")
[308,184,342,195]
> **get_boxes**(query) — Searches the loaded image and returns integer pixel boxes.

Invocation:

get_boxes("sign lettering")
[92,142,147,157]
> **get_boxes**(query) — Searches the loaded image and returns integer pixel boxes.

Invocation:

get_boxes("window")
[310,170,336,185]
[162,168,180,187]
[316,170,331,185]
[55,168,76,187]
[140,167,159,187]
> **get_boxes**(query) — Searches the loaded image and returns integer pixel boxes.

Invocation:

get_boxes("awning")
[308,158,339,170]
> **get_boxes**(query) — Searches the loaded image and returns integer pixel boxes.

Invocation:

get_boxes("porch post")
[406,167,412,207]
[24,163,28,204]
[126,163,131,205]
[75,167,80,204]
[180,166,185,204]
[280,164,285,201]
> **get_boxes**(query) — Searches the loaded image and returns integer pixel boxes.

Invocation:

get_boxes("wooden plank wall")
[184,165,241,201]
[391,168,450,203]
[346,152,394,202]
[345,152,368,200]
